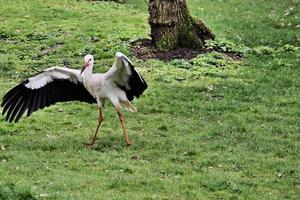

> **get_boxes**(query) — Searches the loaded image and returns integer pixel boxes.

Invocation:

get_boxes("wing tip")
[116,52,133,65]
[115,52,124,58]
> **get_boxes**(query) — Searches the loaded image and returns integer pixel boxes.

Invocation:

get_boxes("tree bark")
[149,0,214,51]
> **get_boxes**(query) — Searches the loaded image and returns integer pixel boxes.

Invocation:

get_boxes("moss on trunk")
[149,0,214,52]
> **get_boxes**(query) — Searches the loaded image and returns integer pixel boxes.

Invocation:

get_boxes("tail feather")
[121,101,137,112]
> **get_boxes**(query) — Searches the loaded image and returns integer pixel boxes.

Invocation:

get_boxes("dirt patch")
[37,43,64,58]
[131,39,243,61]
[131,39,204,61]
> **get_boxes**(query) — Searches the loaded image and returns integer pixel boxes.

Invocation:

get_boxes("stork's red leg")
[116,108,132,146]
[86,107,103,146]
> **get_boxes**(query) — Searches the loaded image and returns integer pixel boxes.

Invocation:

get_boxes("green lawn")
[0,0,299,199]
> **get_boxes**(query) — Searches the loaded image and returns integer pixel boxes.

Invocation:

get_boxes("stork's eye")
[89,59,92,61]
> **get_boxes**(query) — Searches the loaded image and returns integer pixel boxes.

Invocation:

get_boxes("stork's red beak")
[80,63,88,75]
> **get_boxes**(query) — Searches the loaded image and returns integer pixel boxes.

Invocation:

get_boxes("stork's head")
[81,54,94,75]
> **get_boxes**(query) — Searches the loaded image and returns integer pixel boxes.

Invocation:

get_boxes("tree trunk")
[149,0,214,51]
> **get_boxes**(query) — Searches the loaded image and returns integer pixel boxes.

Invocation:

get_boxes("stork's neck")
[82,64,93,78]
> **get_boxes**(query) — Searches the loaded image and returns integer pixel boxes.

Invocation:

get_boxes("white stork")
[1,52,148,146]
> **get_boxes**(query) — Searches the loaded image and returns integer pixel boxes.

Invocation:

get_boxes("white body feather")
[82,53,135,111]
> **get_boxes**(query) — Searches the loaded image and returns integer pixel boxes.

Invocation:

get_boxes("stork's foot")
[126,141,132,147]
[83,141,95,148]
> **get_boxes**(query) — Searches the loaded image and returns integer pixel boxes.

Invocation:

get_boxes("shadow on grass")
[0,183,36,200]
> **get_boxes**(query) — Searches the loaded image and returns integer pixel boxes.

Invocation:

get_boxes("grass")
[0,0,299,199]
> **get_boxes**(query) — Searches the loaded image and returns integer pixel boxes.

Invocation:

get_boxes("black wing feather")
[1,79,96,123]
[9,96,25,122]
[4,91,25,120]
[1,82,25,107]
[34,89,42,112]
[2,87,24,114]
[27,92,38,117]
[119,62,148,101]
[14,93,31,122]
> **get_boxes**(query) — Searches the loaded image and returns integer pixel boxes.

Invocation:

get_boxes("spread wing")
[1,67,96,123]
[105,52,148,101]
